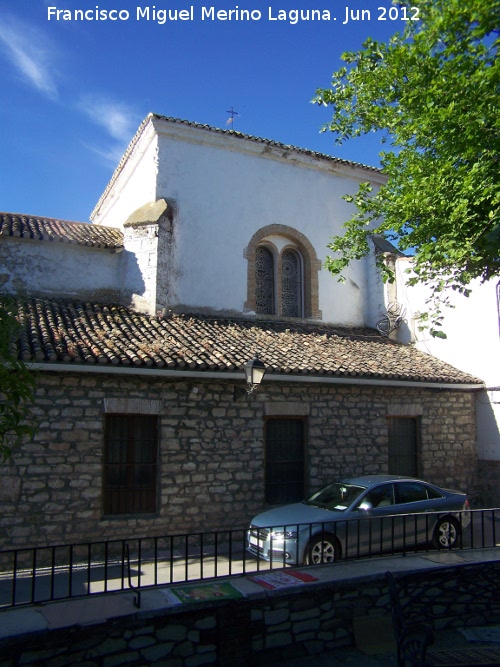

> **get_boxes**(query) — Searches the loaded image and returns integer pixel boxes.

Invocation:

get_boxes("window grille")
[103,414,158,515]
[265,418,305,504]
[281,249,302,317]
[387,417,420,477]
[255,246,275,315]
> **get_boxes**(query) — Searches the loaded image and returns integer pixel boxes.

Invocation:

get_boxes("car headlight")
[270,530,298,540]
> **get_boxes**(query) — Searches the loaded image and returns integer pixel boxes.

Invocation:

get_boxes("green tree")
[0,300,36,461]
[314,0,499,336]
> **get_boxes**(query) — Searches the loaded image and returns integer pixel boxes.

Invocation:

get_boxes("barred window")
[103,414,158,516]
[387,417,420,477]
[265,418,305,504]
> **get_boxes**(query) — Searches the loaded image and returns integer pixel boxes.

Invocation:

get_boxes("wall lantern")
[234,355,267,400]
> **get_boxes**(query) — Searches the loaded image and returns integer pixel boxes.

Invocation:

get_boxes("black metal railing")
[0,508,498,609]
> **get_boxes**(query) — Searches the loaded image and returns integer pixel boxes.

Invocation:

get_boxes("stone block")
[157,625,188,642]
[128,636,156,650]
[102,651,139,666]
[265,632,292,649]
[87,637,127,657]
[185,653,216,667]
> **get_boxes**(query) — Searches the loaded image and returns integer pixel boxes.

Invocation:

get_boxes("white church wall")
[91,121,159,231]
[395,257,500,462]
[150,119,385,324]
[0,237,122,302]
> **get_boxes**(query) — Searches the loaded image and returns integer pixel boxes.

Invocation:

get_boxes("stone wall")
[0,370,478,551]
[0,575,390,667]
[1,562,499,667]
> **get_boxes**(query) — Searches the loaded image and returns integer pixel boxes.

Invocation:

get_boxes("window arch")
[244,225,322,319]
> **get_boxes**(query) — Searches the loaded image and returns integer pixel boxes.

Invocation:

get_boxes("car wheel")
[305,534,339,565]
[432,517,460,549]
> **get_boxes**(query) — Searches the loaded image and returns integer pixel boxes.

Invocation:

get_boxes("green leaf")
[430,330,448,340]
[0,298,37,462]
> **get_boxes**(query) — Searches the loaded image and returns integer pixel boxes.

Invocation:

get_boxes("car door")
[349,483,397,556]
[391,481,436,549]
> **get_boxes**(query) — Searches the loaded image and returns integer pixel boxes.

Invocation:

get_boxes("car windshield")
[304,483,366,511]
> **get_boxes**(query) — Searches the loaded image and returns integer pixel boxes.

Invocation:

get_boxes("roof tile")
[0,213,123,250]
[7,297,482,386]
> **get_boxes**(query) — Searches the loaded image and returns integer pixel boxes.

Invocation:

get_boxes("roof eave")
[28,362,485,392]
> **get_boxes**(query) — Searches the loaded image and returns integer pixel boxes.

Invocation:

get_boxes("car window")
[360,484,395,508]
[305,483,366,511]
[396,482,429,504]
[425,485,444,499]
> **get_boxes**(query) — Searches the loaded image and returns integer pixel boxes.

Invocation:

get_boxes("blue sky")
[0,0,401,222]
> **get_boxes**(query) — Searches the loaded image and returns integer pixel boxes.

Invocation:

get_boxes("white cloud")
[78,96,141,166]
[0,12,140,166]
[82,140,130,168]
[78,96,140,142]
[0,14,59,100]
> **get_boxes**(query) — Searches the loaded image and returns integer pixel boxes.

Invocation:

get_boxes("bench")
[386,561,500,667]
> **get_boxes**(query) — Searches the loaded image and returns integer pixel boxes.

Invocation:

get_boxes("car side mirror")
[358,501,373,512]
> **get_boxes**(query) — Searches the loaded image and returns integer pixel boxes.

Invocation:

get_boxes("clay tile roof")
[8,297,483,386]
[150,115,381,172]
[0,213,123,250]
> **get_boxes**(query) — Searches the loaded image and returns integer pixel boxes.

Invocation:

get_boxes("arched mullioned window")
[255,246,275,315]
[255,245,303,317]
[244,225,322,320]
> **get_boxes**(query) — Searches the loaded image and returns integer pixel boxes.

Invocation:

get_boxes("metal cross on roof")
[226,106,239,129]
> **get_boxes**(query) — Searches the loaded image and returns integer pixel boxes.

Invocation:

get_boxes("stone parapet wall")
[1,562,499,667]
[0,371,478,551]
[0,574,397,667]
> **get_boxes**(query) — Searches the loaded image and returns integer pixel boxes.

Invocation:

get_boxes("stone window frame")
[244,224,322,319]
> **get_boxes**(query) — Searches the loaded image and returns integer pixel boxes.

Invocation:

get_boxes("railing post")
[123,542,141,608]
[12,550,18,607]
[31,548,37,604]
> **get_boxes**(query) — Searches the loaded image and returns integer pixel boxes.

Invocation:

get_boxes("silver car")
[247,475,470,565]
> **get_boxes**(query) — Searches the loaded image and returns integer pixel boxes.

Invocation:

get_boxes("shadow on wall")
[119,248,147,310]
[476,390,500,507]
